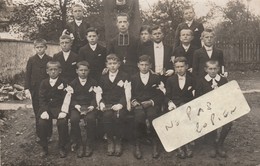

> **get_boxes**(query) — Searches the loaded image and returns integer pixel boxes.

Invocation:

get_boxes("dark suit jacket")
[173,44,198,69]
[78,44,106,81]
[39,77,67,117]
[25,54,52,90]
[174,20,204,48]
[140,42,173,72]
[65,18,90,53]
[195,75,228,97]
[166,74,194,107]
[192,46,224,79]
[107,34,139,74]
[131,72,164,106]
[53,51,79,83]
[99,70,129,107]
[70,77,97,107]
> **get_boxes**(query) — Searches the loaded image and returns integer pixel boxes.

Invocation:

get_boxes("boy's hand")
[165,69,174,76]
[220,72,228,78]
[141,100,153,109]
[40,111,49,120]
[58,112,67,119]
[168,101,177,111]
[102,68,109,75]
[112,104,123,111]
[87,106,94,112]
[75,105,81,112]
[188,68,193,73]
[100,102,105,111]
[131,100,140,107]
[24,89,31,99]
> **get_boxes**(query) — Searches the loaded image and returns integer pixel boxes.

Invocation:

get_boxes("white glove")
[87,106,94,112]
[165,69,174,76]
[168,102,177,111]
[40,111,49,120]
[24,89,31,99]
[58,112,67,119]
[100,102,105,111]
[112,104,123,111]
[75,105,81,112]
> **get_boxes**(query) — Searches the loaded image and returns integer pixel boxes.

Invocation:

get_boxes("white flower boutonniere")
[72,62,76,65]
[117,80,124,87]
[57,83,64,90]
[188,86,192,90]
[194,28,199,31]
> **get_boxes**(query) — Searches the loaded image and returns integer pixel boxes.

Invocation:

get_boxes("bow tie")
[205,48,213,51]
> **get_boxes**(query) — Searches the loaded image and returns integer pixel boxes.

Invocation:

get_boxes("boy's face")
[106,59,120,73]
[34,44,47,55]
[60,38,72,52]
[202,32,215,47]
[86,31,98,45]
[174,61,188,76]
[180,29,193,44]
[46,64,61,79]
[140,30,151,43]
[72,6,83,20]
[205,63,219,78]
[116,16,129,34]
[151,28,164,43]
[183,8,195,21]
[138,61,151,74]
[76,65,89,79]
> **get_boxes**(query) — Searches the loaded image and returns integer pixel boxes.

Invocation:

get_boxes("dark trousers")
[102,109,127,139]
[133,106,159,141]
[31,87,53,138]
[70,107,97,146]
[38,108,68,148]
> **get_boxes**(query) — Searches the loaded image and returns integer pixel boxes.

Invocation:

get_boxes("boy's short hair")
[180,28,193,36]
[182,6,195,14]
[116,13,129,21]
[205,60,219,67]
[46,61,61,69]
[151,25,163,33]
[77,60,90,69]
[174,56,188,65]
[59,34,72,41]
[201,29,215,38]
[106,54,120,62]
[72,3,83,10]
[34,38,47,47]
[138,55,152,64]
[140,25,152,34]
[86,27,99,36]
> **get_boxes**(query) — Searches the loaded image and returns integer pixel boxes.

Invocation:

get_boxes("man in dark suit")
[174,6,204,49]
[63,4,90,53]
[53,34,79,83]
[195,60,232,158]
[131,55,164,159]
[99,54,129,157]
[192,29,225,85]
[78,27,106,82]
[165,57,194,159]
[24,39,52,142]
[107,13,139,75]
[38,61,69,158]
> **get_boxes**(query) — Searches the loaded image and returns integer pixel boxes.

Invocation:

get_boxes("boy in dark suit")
[24,38,52,142]
[131,55,164,159]
[53,34,79,83]
[137,25,153,57]
[38,61,69,158]
[174,6,204,49]
[78,27,106,81]
[193,29,226,85]
[69,61,98,158]
[172,29,198,74]
[195,60,232,158]
[63,4,90,53]
[107,13,139,75]
[166,57,194,159]
[99,54,129,157]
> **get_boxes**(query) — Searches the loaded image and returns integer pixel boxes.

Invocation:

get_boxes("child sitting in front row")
[165,57,194,159]
[195,60,232,158]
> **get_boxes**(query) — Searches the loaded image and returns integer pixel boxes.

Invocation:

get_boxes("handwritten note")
[152,80,250,152]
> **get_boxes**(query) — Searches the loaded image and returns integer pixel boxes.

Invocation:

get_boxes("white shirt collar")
[186,20,193,25]
[182,44,190,51]
[109,70,119,77]
[177,74,186,80]
[49,77,58,86]
[38,54,45,59]
[89,43,97,51]
[204,46,213,51]
[205,74,221,82]
[75,19,82,26]
[154,42,163,48]
[79,77,87,85]
[140,72,149,77]
[62,51,70,61]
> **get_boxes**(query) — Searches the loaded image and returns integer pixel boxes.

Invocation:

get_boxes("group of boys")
[24,4,231,160]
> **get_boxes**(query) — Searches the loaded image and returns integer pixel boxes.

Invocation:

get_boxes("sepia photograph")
[0,0,260,165]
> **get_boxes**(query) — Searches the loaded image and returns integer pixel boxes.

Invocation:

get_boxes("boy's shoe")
[134,144,142,159]
[71,143,77,152]
[185,145,193,158]
[85,146,93,157]
[217,146,227,158]
[40,146,48,158]
[114,138,122,157]
[107,138,114,156]
[176,148,185,159]
[59,147,67,158]
[152,140,159,159]
[77,145,84,158]
[209,148,217,158]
